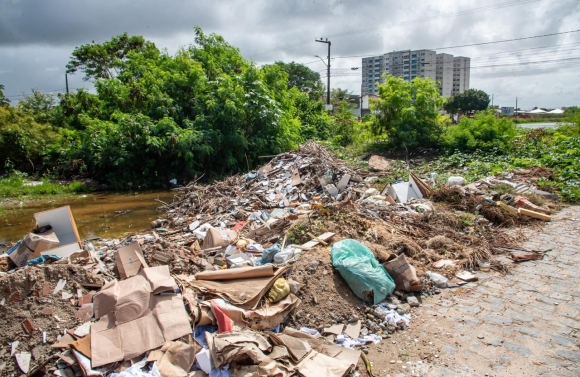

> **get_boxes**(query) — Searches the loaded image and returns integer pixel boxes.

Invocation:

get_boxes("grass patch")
[0,174,91,198]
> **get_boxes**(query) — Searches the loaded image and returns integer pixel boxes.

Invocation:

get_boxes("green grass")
[0,175,91,198]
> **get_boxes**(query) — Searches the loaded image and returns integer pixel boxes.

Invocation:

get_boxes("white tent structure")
[528,108,547,114]
[548,108,564,114]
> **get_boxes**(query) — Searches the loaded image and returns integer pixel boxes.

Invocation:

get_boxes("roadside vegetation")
[1,28,578,202]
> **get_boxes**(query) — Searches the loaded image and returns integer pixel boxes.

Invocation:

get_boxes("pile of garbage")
[0,143,559,376]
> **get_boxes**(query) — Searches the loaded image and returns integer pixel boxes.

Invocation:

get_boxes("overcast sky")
[1,0,579,109]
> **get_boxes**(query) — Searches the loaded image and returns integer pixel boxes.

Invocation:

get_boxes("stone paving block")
[484,314,513,326]
[550,292,574,301]
[556,327,573,335]
[479,301,503,312]
[515,326,541,337]
[454,305,480,316]
[556,350,580,363]
[503,341,531,357]
[529,300,557,312]
[548,333,575,347]
[504,309,533,322]
[537,294,561,305]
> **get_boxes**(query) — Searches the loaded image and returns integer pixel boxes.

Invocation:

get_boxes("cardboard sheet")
[207,332,272,369]
[269,334,311,363]
[191,266,288,309]
[115,242,148,279]
[344,320,361,339]
[156,341,196,377]
[90,267,193,367]
[70,334,91,358]
[140,265,175,294]
[194,265,275,281]
[247,294,301,330]
[296,350,353,377]
[322,324,344,336]
[153,295,193,341]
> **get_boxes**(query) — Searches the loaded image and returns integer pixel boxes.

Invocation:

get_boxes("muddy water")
[0,191,175,244]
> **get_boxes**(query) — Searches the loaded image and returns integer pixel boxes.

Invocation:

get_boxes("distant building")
[501,107,515,116]
[362,50,470,97]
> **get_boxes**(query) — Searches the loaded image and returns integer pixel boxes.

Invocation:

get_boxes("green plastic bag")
[331,239,395,304]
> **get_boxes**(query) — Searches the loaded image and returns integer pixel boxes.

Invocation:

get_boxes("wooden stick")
[307,232,328,246]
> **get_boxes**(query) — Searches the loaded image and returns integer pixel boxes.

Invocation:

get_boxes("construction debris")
[0,142,560,376]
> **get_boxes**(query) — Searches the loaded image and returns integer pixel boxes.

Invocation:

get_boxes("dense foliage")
[370,75,447,149]
[1,28,333,188]
[444,89,490,114]
[442,111,518,153]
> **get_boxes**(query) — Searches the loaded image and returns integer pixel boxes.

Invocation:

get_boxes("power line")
[249,0,538,58]
[328,29,580,61]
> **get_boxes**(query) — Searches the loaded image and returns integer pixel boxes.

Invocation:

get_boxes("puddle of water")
[0,191,175,244]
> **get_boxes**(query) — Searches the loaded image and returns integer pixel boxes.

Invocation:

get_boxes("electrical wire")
[249,0,539,58]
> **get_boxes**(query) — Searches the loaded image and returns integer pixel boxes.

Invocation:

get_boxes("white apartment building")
[452,56,470,96]
[362,50,470,97]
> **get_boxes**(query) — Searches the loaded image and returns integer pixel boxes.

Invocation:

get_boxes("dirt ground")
[0,264,104,376]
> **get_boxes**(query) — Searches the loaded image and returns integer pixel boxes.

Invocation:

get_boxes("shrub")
[443,111,517,153]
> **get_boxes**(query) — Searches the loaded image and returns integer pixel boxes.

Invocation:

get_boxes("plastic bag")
[261,244,281,264]
[267,278,290,303]
[331,239,395,304]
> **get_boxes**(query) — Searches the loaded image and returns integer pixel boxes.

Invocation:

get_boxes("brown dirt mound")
[0,264,104,376]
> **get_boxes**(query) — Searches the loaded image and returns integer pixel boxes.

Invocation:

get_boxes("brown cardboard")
[115,242,148,280]
[191,266,288,309]
[70,334,91,358]
[7,231,60,267]
[33,230,60,253]
[156,341,196,377]
[203,228,237,249]
[140,265,175,294]
[195,265,275,281]
[115,275,152,325]
[92,280,119,319]
[90,267,193,368]
[91,314,123,367]
[152,295,192,341]
[118,313,165,360]
[34,206,82,258]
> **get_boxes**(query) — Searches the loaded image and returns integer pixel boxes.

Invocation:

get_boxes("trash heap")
[0,143,560,376]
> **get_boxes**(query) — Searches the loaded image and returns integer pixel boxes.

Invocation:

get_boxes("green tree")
[330,100,357,146]
[0,84,10,107]
[66,32,160,81]
[444,89,490,115]
[273,61,325,101]
[17,89,57,123]
[371,75,446,149]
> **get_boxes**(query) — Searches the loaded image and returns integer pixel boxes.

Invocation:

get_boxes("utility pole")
[491,94,494,107]
[515,97,518,120]
[315,38,331,108]
[65,73,69,94]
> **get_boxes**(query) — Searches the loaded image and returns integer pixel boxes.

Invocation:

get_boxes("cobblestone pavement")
[415,206,580,376]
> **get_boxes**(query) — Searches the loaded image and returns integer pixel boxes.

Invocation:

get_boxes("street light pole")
[316,38,331,107]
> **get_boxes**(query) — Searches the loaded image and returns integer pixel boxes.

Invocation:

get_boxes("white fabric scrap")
[299,327,320,337]
[336,334,382,349]
[110,357,160,377]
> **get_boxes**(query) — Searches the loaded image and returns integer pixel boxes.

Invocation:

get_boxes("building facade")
[362,50,470,97]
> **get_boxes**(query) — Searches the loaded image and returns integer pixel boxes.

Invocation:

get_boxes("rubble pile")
[0,143,560,376]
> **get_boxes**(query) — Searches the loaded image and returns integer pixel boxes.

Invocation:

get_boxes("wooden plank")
[300,232,335,249]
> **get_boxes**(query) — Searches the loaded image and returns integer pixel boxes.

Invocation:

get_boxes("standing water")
[0,191,175,245]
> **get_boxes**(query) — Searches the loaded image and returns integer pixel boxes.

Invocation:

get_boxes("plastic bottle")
[426,271,448,288]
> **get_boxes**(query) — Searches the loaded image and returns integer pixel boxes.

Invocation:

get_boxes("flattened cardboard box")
[91,266,192,367]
